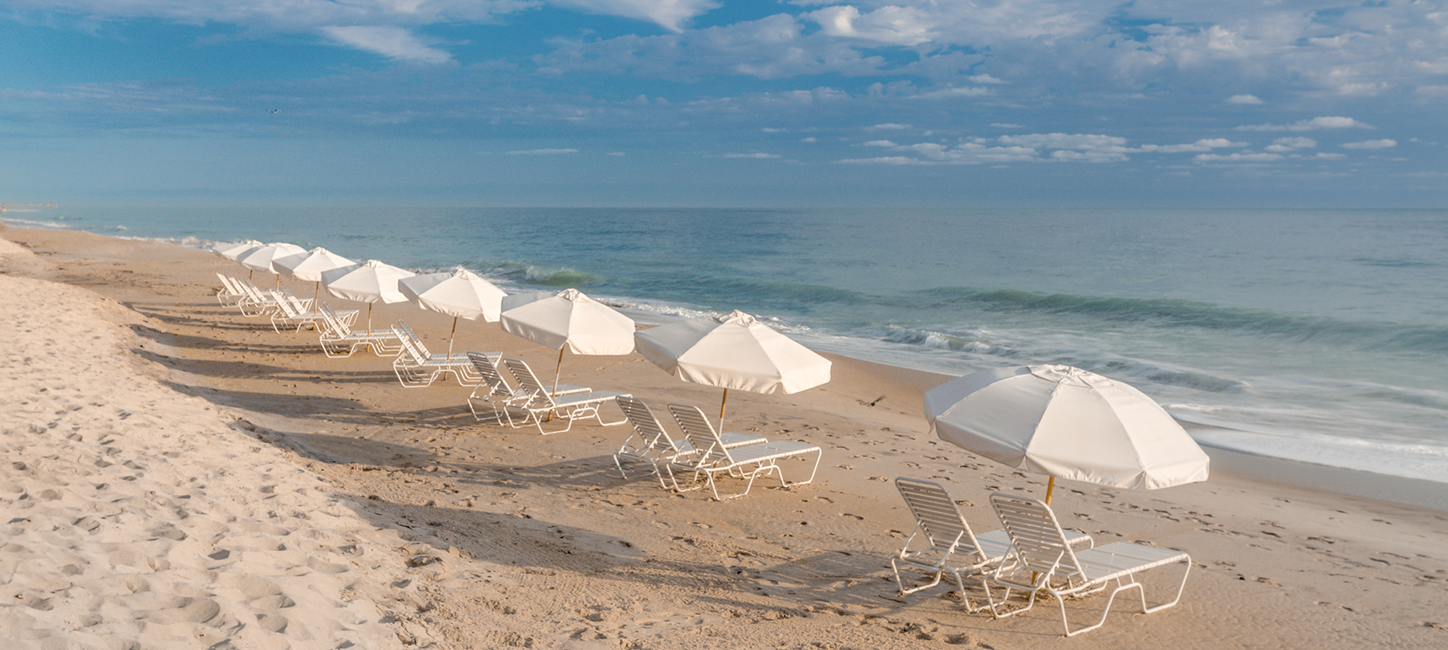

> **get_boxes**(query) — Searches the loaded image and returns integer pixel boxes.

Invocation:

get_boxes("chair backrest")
[275,292,304,318]
[989,493,1085,580]
[500,358,555,408]
[616,396,679,454]
[241,279,266,300]
[895,478,985,562]
[666,403,730,466]
[217,273,241,294]
[391,324,428,364]
[395,321,432,358]
[467,352,508,395]
[317,302,346,336]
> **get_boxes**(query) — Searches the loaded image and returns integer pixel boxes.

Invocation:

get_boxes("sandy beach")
[3,224,1447,649]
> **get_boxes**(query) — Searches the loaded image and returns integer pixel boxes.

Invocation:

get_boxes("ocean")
[7,205,1447,483]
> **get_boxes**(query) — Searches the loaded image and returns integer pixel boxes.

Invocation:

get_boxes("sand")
[2,224,1446,649]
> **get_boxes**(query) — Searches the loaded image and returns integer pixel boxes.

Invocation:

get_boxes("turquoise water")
[8,206,1448,482]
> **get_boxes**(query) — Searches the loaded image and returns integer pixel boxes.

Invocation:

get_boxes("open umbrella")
[238,242,307,289]
[320,259,416,332]
[399,267,507,356]
[924,364,1210,504]
[634,309,831,431]
[213,240,263,260]
[500,288,634,394]
[274,247,355,306]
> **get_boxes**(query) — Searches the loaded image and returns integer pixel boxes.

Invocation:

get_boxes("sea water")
[8,205,1447,483]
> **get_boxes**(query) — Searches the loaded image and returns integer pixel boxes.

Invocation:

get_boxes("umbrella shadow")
[167,381,478,428]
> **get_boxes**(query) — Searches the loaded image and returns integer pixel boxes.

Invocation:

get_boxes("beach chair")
[236,279,287,317]
[891,478,1091,611]
[985,493,1192,637]
[663,403,822,501]
[612,396,767,487]
[216,273,248,306]
[317,303,398,358]
[268,290,322,334]
[390,321,483,388]
[466,351,524,424]
[498,358,629,435]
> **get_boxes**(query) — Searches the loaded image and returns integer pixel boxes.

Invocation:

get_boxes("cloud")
[998,133,1128,151]
[868,123,911,130]
[1238,116,1371,132]
[1341,139,1397,149]
[809,5,935,46]
[321,26,452,63]
[1265,137,1316,152]
[1194,152,1283,163]
[507,148,579,154]
[1139,138,1245,153]
[912,86,992,99]
[549,0,719,32]
[722,152,782,159]
[863,140,896,147]
[1227,94,1263,104]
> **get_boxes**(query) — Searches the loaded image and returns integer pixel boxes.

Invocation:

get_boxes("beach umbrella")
[500,288,635,394]
[213,240,263,261]
[237,242,307,289]
[320,259,416,332]
[924,364,1210,505]
[399,267,508,356]
[634,310,831,430]
[273,247,355,305]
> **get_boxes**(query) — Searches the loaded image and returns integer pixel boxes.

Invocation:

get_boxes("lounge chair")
[498,358,629,435]
[612,396,767,487]
[892,478,1091,611]
[663,403,822,501]
[236,279,287,317]
[267,290,322,334]
[985,493,1192,637]
[391,321,483,388]
[317,303,398,358]
[216,273,248,306]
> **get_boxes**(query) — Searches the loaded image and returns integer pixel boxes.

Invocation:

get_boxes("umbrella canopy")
[925,364,1210,498]
[320,259,416,304]
[500,288,635,355]
[237,242,307,274]
[274,247,355,283]
[635,310,831,395]
[213,240,263,261]
[399,268,507,323]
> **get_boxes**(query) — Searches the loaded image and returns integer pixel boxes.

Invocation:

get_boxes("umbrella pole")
[446,316,458,357]
[274,274,280,290]
[719,388,729,432]
[1045,476,1055,506]
[552,347,565,397]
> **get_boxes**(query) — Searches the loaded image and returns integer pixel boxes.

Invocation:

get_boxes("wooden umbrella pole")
[1045,476,1056,506]
[553,347,565,397]
[446,316,458,356]
[719,388,729,432]
[274,274,280,290]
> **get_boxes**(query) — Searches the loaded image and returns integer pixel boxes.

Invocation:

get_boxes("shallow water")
[9,205,1447,482]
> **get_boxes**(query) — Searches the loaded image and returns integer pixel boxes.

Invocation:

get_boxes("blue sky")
[2,0,1446,207]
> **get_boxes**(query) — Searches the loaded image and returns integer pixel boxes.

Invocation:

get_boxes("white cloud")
[722,152,782,159]
[321,26,452,63]
[800,137,817,142]
[913,86,992,99]
[1194,152,1283,163]
[507,148,579,154]
[863,140,896,147]
[809,5,935,46]
[1238,116,1371,132]
[1227,94,1263,104]
[1140,138,1245,153]
[868,123,911,130]
[998,133,1128,151]
[550,0,718,32]
[990,123,1023,129]
[1341,139,1397,149]
[1265,137,1316,152]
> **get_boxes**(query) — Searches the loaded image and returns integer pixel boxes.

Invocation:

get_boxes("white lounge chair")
[986,493,1192,637]
[663,403,822,501]
[216,273,248,306]
[316,303,398,358]
[267,290,322,334]
[236,279,287,317]
[613,396,767,487]
[498,358,629,435]
[892,478,1091,611]
[466,351,521,424]
[391,321,483,388]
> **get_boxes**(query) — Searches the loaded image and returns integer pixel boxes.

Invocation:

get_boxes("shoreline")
[6,218,1445,510]
[5,223,1448,649]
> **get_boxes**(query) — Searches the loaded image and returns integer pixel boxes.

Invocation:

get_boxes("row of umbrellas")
[214,240,1210,506]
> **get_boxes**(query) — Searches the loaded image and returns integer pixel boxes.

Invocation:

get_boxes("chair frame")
[236,279,286,317]
[612,396,767,487]
[390,321,483,388]
[663,403,821,501]
[497,358,629,435]
[985,493,1192,637]
[891,478,1091,612]
[268,289,321,334]
[316,303,398,358]
[216,273,248,306]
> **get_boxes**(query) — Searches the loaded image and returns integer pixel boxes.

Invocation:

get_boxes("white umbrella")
[500,288,635,394]
[213,240,262,260]
[238,242,307,289]
[399,267,508,355]
[634,310,831,430]
[924,364,1210,504]
[320,259,416,332]
[274,247,355,305]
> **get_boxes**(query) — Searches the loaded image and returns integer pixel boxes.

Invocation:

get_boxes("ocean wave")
[487,261,603,288]
[915,287,1448,354]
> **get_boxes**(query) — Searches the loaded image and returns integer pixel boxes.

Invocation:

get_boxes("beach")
[3,223,1447,649]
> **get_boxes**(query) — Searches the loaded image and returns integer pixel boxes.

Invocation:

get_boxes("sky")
[2,0,1446,208]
